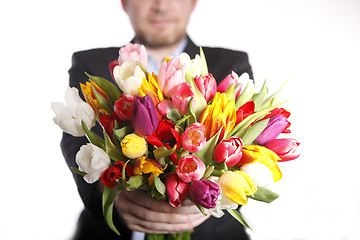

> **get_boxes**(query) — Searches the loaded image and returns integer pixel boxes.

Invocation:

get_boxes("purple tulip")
[256,114,289,145]
[189,179,220,209]
[131,95,159,137]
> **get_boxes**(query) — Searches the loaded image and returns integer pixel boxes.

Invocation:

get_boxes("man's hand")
[115,190,209,234]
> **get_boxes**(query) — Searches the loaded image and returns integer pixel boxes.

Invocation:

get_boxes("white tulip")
[237,72,255,94]
[51,87,96,137]
[179,52,202,78]
[113,60,146,96]
[76,143,111,184]
[240,162,274,187]
[207,177,238,218]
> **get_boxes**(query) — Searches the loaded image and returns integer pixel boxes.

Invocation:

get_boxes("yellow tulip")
[80,80,110,115]
[219,170,257,205]
[239,145,282,182]
[199,92,236,140]
[138,73,164,107]
[121,133,147,159]
[133,157,163,185]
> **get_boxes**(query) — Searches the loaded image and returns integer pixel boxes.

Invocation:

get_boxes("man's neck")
[141,37,188,62]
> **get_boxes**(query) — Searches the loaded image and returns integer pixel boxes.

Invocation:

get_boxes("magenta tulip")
[256,114,289,145]
[213,137,243,167]
[194,73,217,102]
[189,179,220,209]
[165,173,189,207]
[265,138,300,162]
[131,95,159,137]
[176,155,206,183]
[180,123,206,153]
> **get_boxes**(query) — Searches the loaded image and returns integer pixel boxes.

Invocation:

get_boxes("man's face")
[122,0,197,48]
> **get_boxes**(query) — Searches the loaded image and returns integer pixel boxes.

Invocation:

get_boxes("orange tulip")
[198,92,236,141]
[80,80,110,115]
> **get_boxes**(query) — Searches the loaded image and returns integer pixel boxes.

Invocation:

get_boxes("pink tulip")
[176,155,206,183]
[172,82,194,115]
[118,43,147,68]
[217,74,242,99]
[180,123,206,153]
[194,73,217,102]
[165,173,189,207]
[213,137,243,167]
[265,138,300,162]
[157,100,174,116]
[158,58,187,98]
[114,94,133,121]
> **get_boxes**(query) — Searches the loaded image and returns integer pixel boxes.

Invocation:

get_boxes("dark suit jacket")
[61,37,253,240]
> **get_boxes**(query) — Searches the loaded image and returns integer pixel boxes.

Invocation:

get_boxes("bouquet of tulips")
[52,43,300,239]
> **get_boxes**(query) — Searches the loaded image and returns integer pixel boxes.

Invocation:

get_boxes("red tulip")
[236,101,255,125]
[165,173,189,207]
[146,120,181,164]
[114,94,133,121]
[213,137,243,167]
[100,113,121,141]
[100,161,133,188]
[265,138,300,162]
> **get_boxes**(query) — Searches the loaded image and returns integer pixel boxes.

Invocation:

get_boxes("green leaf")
[248,186,280,203]
[85,72,122,104]
[227,209,252,230]
[194,127,222,166]
[102,185,123,235]
[167,109,181,122]
[175,114,191,127]
[71,167,87,176]
[228,101,286,137]
[127,175,144,189]
[202,165,214,179]
[81,120,105,149]
[121,160,131,187]
[199,47,208,76]
[224,83,235,101]
[235,82,257,110]
[153,174,166,196]
[195,203,207,216]
[186,75,207,124]
[239,119,269,145]
[104,130,126,162]
[92,86,113,114]
[260,79,289,111]
[153,145,177,167]
[252,80,268,111]
[113,126,133,141]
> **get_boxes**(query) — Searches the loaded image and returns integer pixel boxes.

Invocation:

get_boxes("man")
[62,0,253,239]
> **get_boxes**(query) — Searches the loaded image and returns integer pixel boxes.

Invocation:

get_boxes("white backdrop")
[1,0,359,239]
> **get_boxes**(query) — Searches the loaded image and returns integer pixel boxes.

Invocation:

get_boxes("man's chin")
[137,33,186,49]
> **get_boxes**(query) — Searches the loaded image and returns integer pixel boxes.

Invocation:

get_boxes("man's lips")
[149,19,174,26]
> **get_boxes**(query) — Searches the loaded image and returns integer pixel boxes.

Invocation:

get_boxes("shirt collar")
[146,38,188,74]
